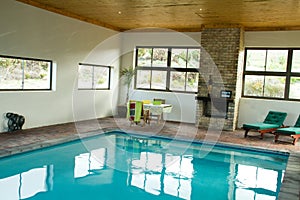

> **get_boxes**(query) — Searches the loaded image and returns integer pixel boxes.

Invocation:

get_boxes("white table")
[143,104,172,123]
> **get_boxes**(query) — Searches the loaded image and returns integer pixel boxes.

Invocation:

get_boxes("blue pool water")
[0,131,288,200]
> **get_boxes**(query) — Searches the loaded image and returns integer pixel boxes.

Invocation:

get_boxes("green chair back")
[294,115,300,127]
[153,100,162,105]
[263,111,287,125]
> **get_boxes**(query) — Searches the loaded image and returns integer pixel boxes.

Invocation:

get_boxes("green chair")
[243,111,287,139]
[127,101,150,126]
[274,115,300,145]
[127,101,142,125]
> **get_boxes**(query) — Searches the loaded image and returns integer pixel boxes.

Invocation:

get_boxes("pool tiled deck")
[0,117,299,199]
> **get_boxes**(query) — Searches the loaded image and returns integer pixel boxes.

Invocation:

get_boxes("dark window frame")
[242,47,300,101]
[78,63,112,90]
[0,55,53,91]
[134,46,200,94]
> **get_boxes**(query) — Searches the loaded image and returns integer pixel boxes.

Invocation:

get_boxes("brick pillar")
[196,25,244,131]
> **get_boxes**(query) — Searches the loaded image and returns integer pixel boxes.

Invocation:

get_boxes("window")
[243,48,300,100]
[135,47,200,93]
[0,55,52,90]
[78,63,111,90]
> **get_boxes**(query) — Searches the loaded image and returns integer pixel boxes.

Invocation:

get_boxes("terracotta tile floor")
[0,117,299,155]
[0,117,299,199]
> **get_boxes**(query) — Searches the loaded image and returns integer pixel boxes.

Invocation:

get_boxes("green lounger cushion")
[275,115,300,135]
[243,111,287,130]
[243,123,280,130]
[275,127,300,135]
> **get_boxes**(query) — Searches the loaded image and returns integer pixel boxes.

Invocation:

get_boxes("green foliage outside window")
[136,47,200,93]
[243,48,300,100]
[0,56,51,90]
[78,64,110,90]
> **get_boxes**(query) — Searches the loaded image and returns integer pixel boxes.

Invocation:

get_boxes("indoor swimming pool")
[0,131,289,200]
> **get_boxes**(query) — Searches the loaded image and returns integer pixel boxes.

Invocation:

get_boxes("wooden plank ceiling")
[17,0,300,32]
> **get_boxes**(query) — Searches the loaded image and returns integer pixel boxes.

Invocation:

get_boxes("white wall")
[0,0,120,132]
[119,30,201,123]
[237,31,300,128]
[238,98,299,127]
[130,90,196,123]
[245,30,300,47]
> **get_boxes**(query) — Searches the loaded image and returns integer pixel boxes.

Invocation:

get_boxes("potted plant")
[120,66,136,103]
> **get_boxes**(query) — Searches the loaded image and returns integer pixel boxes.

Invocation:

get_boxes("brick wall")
[196,26,244,131]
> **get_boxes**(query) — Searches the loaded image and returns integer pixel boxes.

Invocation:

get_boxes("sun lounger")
[243,111,287,139]
[274,115,300,145]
